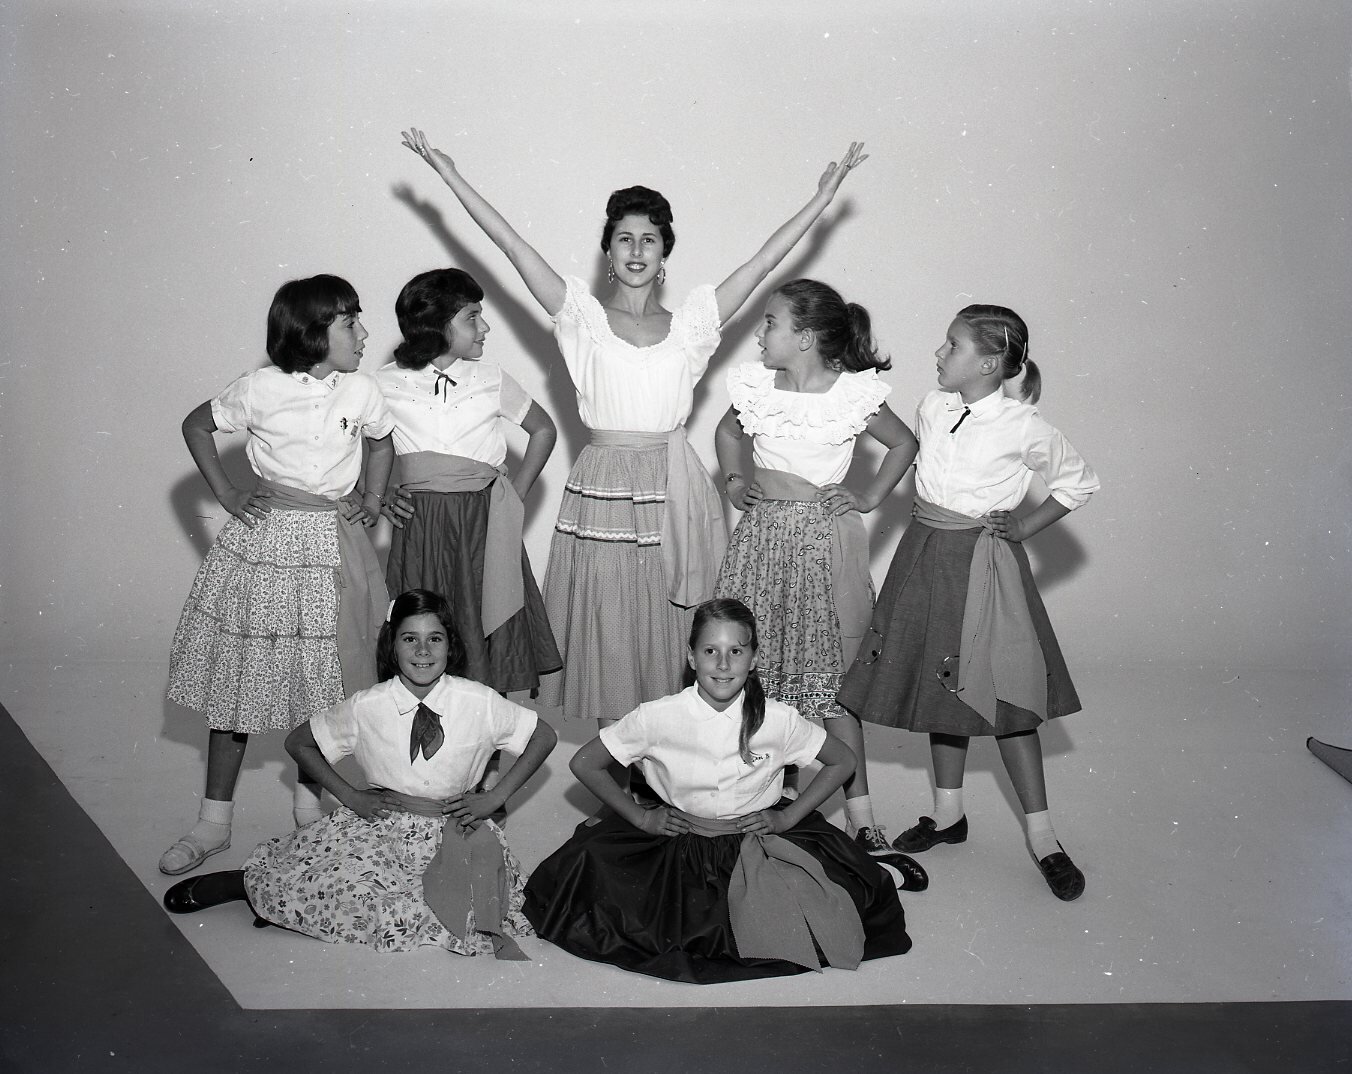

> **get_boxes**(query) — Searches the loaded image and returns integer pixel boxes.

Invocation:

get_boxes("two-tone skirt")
[837,520,1081,736]
[522,806,911,984]
[386,486,560,694]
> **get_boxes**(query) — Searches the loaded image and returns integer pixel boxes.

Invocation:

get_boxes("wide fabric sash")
[682,814,864,971]
[381,789,529,961]
[589,427,728,609]
[910,498,1047,726]
[753,468,874,665]
[395,451,525,637]
[256,477,385,696]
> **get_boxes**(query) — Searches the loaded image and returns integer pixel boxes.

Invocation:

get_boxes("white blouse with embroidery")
[551,275,722,432]
[599,685,826,820]
[727,362,891,486]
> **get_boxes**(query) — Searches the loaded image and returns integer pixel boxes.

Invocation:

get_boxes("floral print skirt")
[242,807,533,954]
[167,509,344,733]
[716,499,850,720]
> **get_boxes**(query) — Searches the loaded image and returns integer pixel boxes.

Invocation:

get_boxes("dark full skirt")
[386,487,560,694]
[837,520,1081,736]
[522,807,911,984]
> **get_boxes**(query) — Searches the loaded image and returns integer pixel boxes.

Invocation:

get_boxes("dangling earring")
[607,261,616,284]
[657,260,666,286]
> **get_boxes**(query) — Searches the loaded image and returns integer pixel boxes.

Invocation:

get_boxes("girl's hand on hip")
[221,486,272,526]
[738,809,790,836]
[637,805,691,838]
[986,510,1027,542]
[445,792,497,833]
[730,479,763,512]
[818,483,863,516]
[340,492,380,528]
[347,789,397,822]
[381,486,416,529]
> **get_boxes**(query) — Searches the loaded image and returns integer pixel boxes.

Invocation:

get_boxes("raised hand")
[401,127,457,180]
[816,141,869,199]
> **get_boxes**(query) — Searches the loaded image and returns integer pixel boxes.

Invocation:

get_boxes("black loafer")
[163,872,240,915]
[163,875,213,914]
[889,852,929,892]
[893,815,968,854]
[1034,844,1085,902]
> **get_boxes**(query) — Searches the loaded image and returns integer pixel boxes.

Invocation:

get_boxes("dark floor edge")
[2,701,1349,1074]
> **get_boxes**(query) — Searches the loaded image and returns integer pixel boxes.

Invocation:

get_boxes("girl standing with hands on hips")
[164,589,556,957]
[399,128,867,729]
[160,275,396,876]
[837,305,1099,900]
[377,267,561,694]
[714,279,922,878]
[522,598,912,984]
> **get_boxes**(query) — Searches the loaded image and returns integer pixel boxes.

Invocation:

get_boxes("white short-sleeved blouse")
[551,276,722,432]
[727,362,891,486]
[310,675,537,799]
[211,367,394,499]
[375,358,533,467]
[599,685,826,819]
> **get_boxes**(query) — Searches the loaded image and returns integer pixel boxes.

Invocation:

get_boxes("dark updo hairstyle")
[688,598,765,766]
[265,274,361,374]
[599,186,676,259]
[774,278,891,373]
[954,304,1040,403]
[376,589,467,682]
[393,268,485,371]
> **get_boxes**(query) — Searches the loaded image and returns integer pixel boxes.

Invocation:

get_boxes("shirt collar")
[292,369,344,389]
[428,358,468,382]
[685,683,744,720]
[389,675,450,716]
[942,388,1003,417]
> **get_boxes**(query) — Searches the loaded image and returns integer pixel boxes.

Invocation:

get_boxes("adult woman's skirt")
[837,521,1081,736]
[522,808,911,983]
[167,510,344,733]
[716,499,853,720]
[386,487,560,694]
[243,808,532,954]
[540,442,692,722]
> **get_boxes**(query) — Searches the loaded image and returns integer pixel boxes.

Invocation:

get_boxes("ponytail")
[775,279,891,373]
[956,304,1039,403]
[739,667,767,766]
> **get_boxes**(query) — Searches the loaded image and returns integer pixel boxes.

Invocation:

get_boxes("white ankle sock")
[188,797,233,848]
[293,781,324,828]
[1024,809,1059,860]
[933,787,964,829]
[845,795,877,833]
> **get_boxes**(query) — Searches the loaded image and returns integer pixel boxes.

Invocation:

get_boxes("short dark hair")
[265,275,361,374]
[393,268,485,370]
[955,304,1040,403]
[376,589,467,682]
[600,186,676,258]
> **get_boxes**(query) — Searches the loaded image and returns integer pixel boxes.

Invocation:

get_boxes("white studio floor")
[4,659,1349,1011]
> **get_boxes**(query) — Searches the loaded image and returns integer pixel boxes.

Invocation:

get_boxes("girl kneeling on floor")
[164,589,556,958]
[522,597,912,984]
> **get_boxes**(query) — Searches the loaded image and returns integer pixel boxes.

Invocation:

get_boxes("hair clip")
[385,599,396,623]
